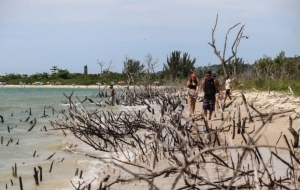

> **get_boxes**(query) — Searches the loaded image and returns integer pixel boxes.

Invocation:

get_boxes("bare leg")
[191,98,196,115]
[188,98,192,117]
[203,110,208,119]
[208,110,213,120]
[223,93,227,104]
[224,90,232,102]
[215,98,219,112]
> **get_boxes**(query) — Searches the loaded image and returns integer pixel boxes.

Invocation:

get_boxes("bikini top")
[188,83,197,90]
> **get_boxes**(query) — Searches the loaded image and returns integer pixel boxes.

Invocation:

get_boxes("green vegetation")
[0,72,132,86]
[238,78,300,96]
[1,51,299,96]
[233,51,300,96]
[163,51,196,80]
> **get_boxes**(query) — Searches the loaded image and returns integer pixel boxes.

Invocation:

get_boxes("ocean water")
[0,86,126,190]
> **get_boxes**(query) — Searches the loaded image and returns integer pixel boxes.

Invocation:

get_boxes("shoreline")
[1,84,171,89]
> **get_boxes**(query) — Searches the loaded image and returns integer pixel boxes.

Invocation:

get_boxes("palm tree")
[50,66,58,74]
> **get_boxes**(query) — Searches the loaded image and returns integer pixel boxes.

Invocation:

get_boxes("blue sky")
[0,0,299,75]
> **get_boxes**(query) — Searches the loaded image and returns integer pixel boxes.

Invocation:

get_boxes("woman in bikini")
[186,73,199,117]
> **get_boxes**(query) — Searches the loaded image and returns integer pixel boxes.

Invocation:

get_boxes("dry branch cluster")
[50,86,300,190]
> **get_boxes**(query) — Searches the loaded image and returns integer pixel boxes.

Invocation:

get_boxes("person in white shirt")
[223,74,233,104]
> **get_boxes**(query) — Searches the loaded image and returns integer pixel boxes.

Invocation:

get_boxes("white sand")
[2,84,166,89]
[64,89,300,189]
[194,90,300,148]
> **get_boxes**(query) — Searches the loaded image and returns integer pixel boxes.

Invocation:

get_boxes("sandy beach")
[2,85,300,189]
[57,88,300,189]
[2,84,166,89]
[2,84,113,89]
[198,90,300,148]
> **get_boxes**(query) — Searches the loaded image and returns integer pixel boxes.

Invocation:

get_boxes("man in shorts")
[201,70,219,120]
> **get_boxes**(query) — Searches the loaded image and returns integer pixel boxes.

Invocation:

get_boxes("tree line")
[0,50,299,87]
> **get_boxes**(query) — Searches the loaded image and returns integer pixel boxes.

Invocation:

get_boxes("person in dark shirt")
[201,70,219,120]
[186,73,199,117]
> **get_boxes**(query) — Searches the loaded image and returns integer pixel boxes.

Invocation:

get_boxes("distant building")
[84,65,88,75]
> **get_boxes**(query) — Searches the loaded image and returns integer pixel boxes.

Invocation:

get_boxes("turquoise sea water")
[0,86,121,190]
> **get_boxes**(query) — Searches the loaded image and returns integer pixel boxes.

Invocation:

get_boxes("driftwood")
[222,98,236,111]
[208,14,248,76]
[19,177,23,190]
[33,167,39,185]
[45,86,300,189]
[27,118,37,131]
[241,93,253,122]
[38,166,43,181]
[288,86,294,96]
[49,161,54,173]
[252,108,295,118]
[288,116,299,148]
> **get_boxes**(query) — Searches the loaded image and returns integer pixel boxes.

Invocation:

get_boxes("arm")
[201,80,205,93]
[229,79,233,90]
[186,81,190,88]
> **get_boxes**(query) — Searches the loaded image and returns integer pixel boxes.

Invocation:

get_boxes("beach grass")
[236,78,300,96]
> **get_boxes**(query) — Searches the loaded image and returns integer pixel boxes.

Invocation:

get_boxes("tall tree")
[163,51,196,80]
[50,66,58,74]
[96,60,105,75]
[99,60,114,75]
[122,56,145,84]
[56,69,70,79]
[208,14,248,77]
[140,54,159,87]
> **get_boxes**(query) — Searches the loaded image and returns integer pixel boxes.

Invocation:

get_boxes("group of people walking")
[186,70,233,120]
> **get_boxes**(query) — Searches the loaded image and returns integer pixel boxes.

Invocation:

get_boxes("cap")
[190,73,196,78]
[212,73,217,77]
[110,82,114,86]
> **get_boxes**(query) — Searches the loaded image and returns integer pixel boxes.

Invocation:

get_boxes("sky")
[0,0,299,75]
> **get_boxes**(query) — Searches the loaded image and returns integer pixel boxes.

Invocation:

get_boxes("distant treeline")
[0,51,299,94]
